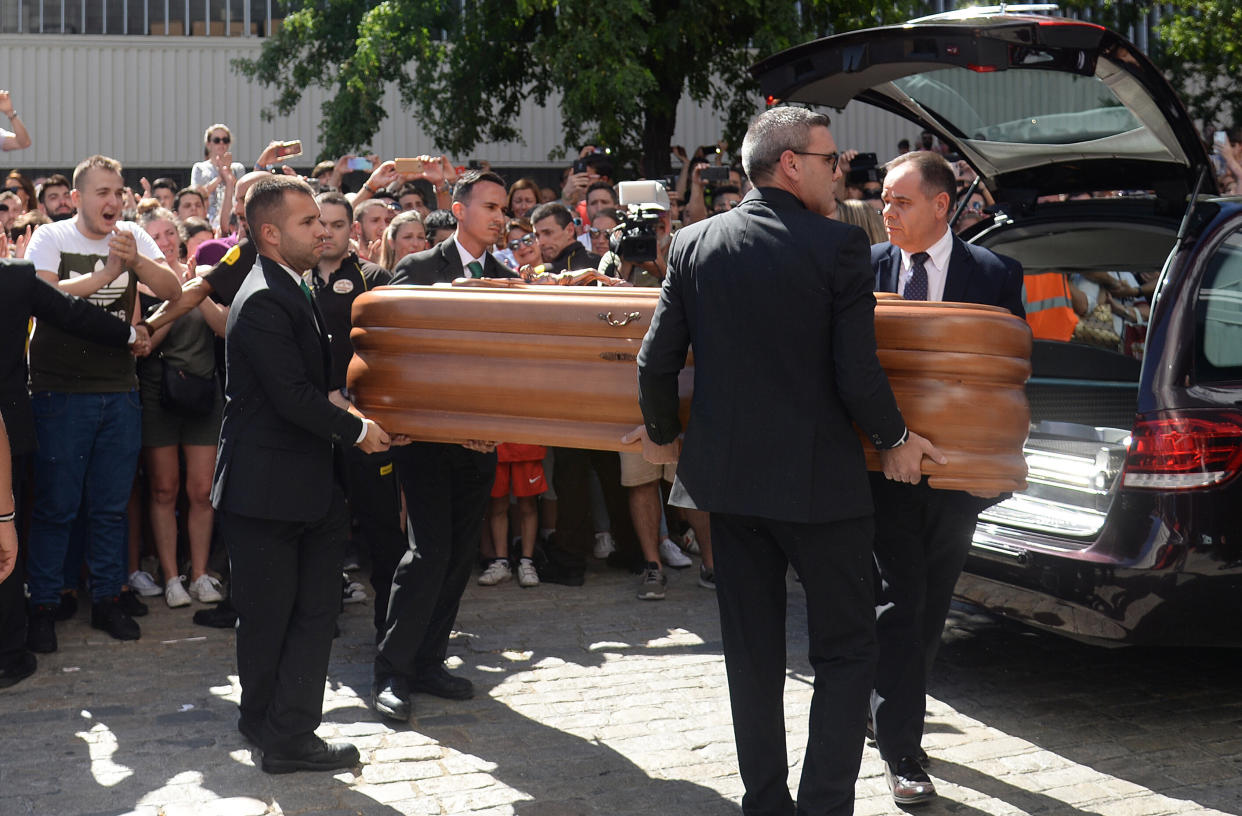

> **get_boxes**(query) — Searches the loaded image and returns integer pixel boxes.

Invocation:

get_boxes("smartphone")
[572,158,589,174]
[1214,130,1229,148]
[274,140,302,160]
[346,156,371,171]
[394,157,425,175]
[697,144,721,158]
[700,166,730,184]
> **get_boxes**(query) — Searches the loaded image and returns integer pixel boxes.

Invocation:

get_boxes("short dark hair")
[316,190,354,223]
[245,175,316,240]
[151,177,178,195]
[423,208,458,235]
[311,160,336,180]
[585,181,617,201]
[353,197,392,223]
[36,174,71,204]
[885,150,957,212]
[397,182,428,205]
[504,217,534,235]
[181,216,213,242]
[175,187,206,209]
[529,201,573,230]
[452,169,507,204]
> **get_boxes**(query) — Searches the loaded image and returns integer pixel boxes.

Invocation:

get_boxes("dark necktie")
[466,260,483,279]
[905,251,930,301]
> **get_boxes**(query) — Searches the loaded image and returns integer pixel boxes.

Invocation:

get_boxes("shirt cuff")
[875,426,909,450]
[355,419,368,445]
[127,326,137,344]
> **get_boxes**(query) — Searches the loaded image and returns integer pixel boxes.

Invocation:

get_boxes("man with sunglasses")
[635,106,941,816]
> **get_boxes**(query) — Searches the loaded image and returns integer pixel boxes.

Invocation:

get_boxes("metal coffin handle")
[598,311,642,327]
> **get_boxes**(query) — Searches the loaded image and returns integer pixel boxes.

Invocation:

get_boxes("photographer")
[561,147,615,206]
[597,183,673,286]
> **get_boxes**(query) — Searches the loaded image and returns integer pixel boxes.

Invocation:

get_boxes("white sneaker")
[517,559,539,588]
[659,537,693,569]
[680,528,701,556]
[165,577,191,608]
[128,570,163,597]
[477,559,512,586]
[593,531,616,559]
[187,574,224,604]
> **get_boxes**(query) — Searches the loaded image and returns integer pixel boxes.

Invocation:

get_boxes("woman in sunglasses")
[190,123,245,229]
[4,170,35,213]
[496,217,541,272]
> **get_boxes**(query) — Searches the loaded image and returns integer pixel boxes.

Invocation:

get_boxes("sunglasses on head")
[507,234,537,251]
[210,136,231,144]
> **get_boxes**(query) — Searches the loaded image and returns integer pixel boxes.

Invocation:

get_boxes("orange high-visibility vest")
[1022,273,1078,342]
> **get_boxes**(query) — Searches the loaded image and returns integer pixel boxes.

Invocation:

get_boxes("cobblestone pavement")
[2,557,1240,816]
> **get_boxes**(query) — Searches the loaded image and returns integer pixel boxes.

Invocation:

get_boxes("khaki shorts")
[618,451,677,487]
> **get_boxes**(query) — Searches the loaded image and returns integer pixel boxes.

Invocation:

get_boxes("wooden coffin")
[348,285,1031,493]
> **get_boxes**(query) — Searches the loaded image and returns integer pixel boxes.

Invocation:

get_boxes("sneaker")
[342,579,367,604]
[90,598,141,641]
[517,559,539,588]
[698,563,716,590]
[477,559,512,586]
[127,570,163,598]
[165,577,191,608]
[658,538,693,569]
[680,528,701,556]
[592,531,616,559]
[26,604,58,654]
[187,574,224,604]
[637,563,667,600]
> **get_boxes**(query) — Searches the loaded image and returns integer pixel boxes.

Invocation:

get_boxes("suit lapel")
[260,255,332,385]
[878,245,901,293]
[441,238,464,281]
[942,236,975,304]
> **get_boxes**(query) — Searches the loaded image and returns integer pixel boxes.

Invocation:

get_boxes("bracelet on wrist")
[0,510,16,523]
[7,111,18,119]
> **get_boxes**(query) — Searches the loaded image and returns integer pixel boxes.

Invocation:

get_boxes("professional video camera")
[846,152,880,185]
[609,180,670,264]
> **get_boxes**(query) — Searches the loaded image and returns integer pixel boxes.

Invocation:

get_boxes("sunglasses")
[0,204,8,213]
[507,234,537,251]
[586,226,613,237]
[210,136,231,144]
[5,187,21,195]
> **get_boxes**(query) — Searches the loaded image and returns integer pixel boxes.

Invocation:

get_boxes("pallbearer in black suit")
[211,176,391,774]
[371,171,518,723]
[869,151,1025,805]
[635,107,945,816]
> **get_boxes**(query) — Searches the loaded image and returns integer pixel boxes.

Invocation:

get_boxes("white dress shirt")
[898,226,954,303]
[454,234,488,277]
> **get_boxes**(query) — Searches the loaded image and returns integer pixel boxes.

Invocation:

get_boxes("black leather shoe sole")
[261,742,360,774]
[372,686,412,723]
[0,651,37,689]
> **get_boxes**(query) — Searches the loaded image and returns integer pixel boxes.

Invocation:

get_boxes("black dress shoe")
[260,735,360,775]
[53,592,78,621]
[26,605,58,654]
[917,747,930,769]
[193,598,238,629]
[413,665,474,700]
[0,651,37,689]
[90,598,141,641]
[117,589,149,618]
[372,676,413,722]
[885,756,937,805]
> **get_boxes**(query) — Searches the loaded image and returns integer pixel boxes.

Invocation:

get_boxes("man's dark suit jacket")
[637,187,907,525]
[389,236,517,286]
[871,236,1025,318]
[0,259,131,456]
[210,254,364,522]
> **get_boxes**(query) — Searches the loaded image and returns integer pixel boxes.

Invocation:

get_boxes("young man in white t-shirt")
[23,155,181,652]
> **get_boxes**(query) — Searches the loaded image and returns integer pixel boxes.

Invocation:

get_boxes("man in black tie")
[869,151,1024,804]
[636,107,944,816]
[211,175,391,773]
[372,170,517,723]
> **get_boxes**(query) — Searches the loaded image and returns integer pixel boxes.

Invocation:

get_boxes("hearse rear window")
[1196,228,1242,382]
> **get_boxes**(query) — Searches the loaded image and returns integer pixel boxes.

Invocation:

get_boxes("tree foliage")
[235,0,921,175]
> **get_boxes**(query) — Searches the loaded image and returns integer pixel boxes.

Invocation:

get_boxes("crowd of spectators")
[0,88,1178,690]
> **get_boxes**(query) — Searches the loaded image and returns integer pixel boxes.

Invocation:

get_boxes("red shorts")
[492,460,547,498]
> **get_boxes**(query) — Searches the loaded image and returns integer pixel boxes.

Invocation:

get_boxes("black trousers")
[712,512,876,816]
[344,446,404,635]
[223,487,347,751]
[868,475,980,764]
[0,453,28,669]
[543,447,638,575]
[374,442,494,683]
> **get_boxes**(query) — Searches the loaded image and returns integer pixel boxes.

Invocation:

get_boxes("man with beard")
[372,170,517,723]
[37,175,75,221]
[212,175,391,773]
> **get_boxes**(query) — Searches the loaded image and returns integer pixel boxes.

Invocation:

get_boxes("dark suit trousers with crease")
[868,474,980,763]
[223,486,348,750]
[375,442,495,682]
[712,512,876,816]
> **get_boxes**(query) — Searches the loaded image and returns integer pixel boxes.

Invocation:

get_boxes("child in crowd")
[479,442,546,587]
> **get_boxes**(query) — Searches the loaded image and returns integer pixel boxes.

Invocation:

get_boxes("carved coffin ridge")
[348,285,1032,493]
